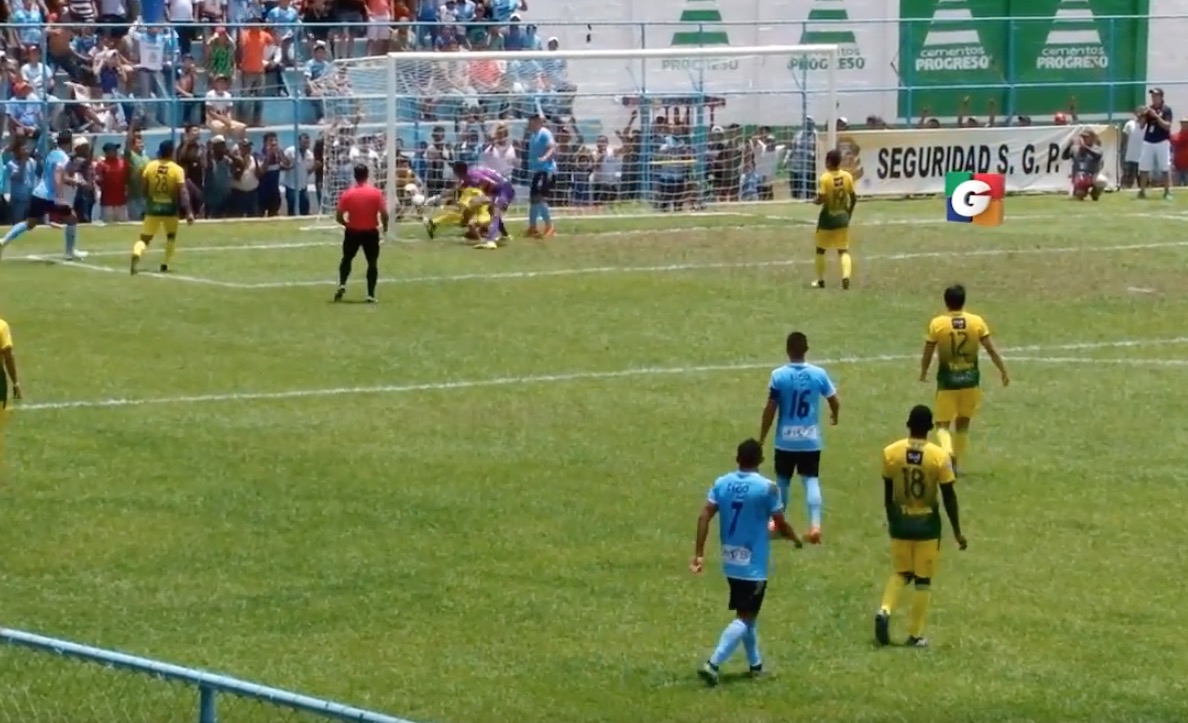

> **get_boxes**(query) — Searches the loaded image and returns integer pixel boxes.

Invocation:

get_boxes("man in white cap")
[1138,87,1173,200]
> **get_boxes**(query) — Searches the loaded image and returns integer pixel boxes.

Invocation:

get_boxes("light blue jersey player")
[0,130,84,261]
[526,114,557,237]
[691,439,802,686]
[759,331,840,544]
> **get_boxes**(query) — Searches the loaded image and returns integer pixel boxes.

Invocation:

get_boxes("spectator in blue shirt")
[488,0,524,23]
[266,0,301,41]
[12,0,45,48]
[6,83,43,138]
[5,143,37,223]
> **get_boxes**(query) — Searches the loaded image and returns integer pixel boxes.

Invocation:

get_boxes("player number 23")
[901,467,926,499]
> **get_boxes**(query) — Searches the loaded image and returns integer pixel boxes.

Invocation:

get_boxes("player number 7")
[727,500,744,537]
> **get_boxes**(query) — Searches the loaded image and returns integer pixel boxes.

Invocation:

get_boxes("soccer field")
[1,196,1187,723]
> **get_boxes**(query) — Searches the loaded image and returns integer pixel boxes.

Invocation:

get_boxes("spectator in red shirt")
[334,164,388,304]
[1171,117,1188,187]
[95,141,130,222]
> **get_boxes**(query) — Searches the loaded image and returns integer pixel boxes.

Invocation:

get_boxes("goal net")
[306,44,839,231]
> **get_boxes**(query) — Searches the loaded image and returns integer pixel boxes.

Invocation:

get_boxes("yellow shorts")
[891,538,940,578]
[815,228,850,250]
[471,205,492,227]
[141,214,180,238]
[934,388,983,422]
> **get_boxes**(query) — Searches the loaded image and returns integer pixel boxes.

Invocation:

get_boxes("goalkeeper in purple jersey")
[453,161,514,249]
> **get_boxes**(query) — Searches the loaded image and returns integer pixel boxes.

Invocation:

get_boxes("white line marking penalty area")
[16,337,1188,413]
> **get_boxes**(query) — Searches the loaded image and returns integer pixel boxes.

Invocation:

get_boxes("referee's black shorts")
[342,228,380,261]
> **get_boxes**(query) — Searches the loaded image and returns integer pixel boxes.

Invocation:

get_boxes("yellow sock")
[935,427,953,457]
[908,584,932,638]
[132,240,148,259]
[880,573,909,614]
[813,251,826,281]
[839,251,852,279]
[164,238,177,266]
[953,430,970,467]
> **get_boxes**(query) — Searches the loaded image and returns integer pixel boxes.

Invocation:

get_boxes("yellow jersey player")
[919,284,1010,473]
[131,140,193,275]
[0,315,20,471]
[875,405,965,649]
[812,149,856,290]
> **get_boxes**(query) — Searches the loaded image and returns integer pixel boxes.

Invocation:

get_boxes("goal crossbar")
[387,45,842,63]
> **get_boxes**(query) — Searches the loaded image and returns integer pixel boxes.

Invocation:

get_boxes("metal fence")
[0,628,417,723]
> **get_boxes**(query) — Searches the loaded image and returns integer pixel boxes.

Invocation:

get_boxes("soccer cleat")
[905,636,929,649]
[697,662,720,687]
[65,250,88,261]
[874,611,891,646]
[474,241,498,250]
[748,664,765,678]
[159,264,169,273]
[807,526,822,545]
[365,295,377,304]
[811,280,825,289]
[842,278,851,290]
[333,286,346,302]
[424,219,437,240]
[525,226,540,237]
[130,254,140,275]
[541,224,556,238]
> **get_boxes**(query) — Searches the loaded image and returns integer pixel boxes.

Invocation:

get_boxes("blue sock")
[803,476,822,528]
[2,221,29,245]
[742,621,761,667]
[64,224,77,256]
[776,476,791,512]
[540,203,552,224]
[709,619,748,667]
[528,202,540,227]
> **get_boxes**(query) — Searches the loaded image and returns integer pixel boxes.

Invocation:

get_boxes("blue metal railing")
[1,628,419,723]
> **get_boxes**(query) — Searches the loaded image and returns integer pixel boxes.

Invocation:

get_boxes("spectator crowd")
[1,2,1186,221]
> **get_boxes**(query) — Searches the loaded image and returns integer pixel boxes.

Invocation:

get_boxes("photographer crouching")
[1063,128,1106,201]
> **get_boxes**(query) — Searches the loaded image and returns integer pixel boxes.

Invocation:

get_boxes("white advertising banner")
[1145,0,1188,121]
[535,0,899,129]
[823,124,1120,196]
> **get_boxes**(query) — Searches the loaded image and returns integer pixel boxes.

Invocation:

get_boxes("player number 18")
[901,467,926,499]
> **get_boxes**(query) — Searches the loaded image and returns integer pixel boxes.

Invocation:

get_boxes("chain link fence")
[0,629,414,723]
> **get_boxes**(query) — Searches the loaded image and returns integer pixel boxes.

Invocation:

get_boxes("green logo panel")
[898,0,1148,121]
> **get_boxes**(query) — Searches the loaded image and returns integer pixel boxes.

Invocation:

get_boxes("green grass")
[1,195,1188,722]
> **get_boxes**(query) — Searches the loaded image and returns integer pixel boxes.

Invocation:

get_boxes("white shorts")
[1139,140,1171,173]
[366,18,391,40]
[101,205,129,223]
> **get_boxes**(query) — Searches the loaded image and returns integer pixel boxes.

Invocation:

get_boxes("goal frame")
[382,44,840,214]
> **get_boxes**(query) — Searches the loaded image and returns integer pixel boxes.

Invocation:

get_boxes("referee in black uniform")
[334,165,389,304]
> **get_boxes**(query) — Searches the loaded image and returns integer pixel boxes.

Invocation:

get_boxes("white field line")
[18,214,1188,289]
[1011,356,1188,366]
[28,238,1188,290]
[9,209,1176,261]
[23,256,245,288]
[236,239,1188,289]
[15,337,1188,413]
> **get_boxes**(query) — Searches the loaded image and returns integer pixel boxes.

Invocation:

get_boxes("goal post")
[307,44,839,231]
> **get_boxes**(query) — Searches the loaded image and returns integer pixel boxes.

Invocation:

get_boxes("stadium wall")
[533,0,1160,125]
